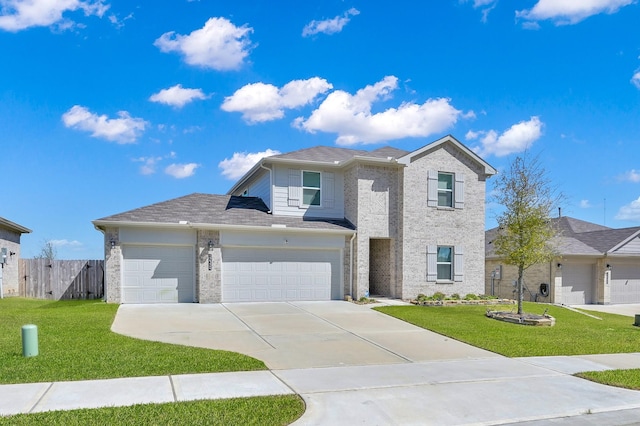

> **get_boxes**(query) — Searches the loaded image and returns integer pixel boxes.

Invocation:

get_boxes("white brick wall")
[401,144,488,299]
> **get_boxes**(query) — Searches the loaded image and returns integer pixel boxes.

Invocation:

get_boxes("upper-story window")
[438,173,454,207]
[302,171,321,206]
[428,170,464,209]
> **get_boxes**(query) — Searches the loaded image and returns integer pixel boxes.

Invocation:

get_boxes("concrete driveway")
[572,303,640,318]
[112,300,496,369]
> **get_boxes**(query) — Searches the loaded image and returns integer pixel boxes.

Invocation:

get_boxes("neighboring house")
[485,216,640,305]
[0,217,32,298]
[93,135,496,304]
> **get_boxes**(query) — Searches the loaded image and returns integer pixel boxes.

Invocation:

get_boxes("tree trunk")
[517,265,524,316]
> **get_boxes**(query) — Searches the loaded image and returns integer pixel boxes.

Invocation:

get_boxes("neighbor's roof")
[93,193,355,233]
[486,216,640,257]
[0,217,32,234]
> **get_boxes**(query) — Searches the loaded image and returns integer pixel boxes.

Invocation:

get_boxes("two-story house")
[93,135,496,303]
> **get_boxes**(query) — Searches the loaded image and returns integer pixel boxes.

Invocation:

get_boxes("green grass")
[375,302,640,357]
[0,298,266,384]
[0,395,305,425]
[577,369,640,391]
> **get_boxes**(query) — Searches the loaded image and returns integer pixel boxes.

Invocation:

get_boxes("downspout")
[349,232,356,298]
[259,163,273,213]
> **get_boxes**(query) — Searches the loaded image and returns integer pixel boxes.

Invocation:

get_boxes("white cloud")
[133,156,162,175]
[620,169,640,182]
[154,17,253,70]
[50,239,83,247]
[294,76,462,146]
[164,163,199,179]
[218,149,280,180]
[615,196,640,221]
[463,0,498,22]
[516,0,633,25]
[221,77,332,123]
[0,0,109,32]
[631,71,640,89]
[580,199,592,208]
[469,116,543,157]
[302,8,359,37]
[149,84,209,108]
[62,105,147,143]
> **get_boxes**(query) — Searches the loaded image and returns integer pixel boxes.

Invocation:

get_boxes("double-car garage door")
[221,248,340,302]
[121,244,340,303]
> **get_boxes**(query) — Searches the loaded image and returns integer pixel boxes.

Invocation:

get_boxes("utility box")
[22,324,38,357]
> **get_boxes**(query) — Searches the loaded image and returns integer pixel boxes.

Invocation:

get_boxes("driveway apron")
[111,301,497,370]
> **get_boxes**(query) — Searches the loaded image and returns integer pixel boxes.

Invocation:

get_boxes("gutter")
[92,220,355,235]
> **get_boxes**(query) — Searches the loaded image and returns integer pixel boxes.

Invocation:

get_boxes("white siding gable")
[272,165,345,218]
[613,235,640,254]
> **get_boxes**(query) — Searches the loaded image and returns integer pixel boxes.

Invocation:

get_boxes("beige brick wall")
[401,144,488,299]
[196,230,220,303]
[0,228,22,297]
[485,259,557,303]
[103,227,121,303]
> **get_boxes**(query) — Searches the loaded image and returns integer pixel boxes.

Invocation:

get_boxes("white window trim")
[436,245,454,282]
[301,170,322,207]
[437,172,454,208]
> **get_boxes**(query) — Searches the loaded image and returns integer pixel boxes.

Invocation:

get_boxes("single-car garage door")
[222,248,341,302]
[561,263,594,305]
[611,263,640,304]
[122,245,195,303]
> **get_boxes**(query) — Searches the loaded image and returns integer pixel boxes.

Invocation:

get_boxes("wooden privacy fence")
[19,259,104,300]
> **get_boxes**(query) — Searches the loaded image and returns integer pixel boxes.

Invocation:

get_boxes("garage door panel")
[611,263,640,304]
[562,263,594,305]
[122,245,194,304]
[222,248,340,302]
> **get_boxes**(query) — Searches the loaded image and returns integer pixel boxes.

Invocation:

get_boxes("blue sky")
[2,0,640,259]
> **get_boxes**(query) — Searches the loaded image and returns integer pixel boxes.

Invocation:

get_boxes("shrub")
[450,293,461,300]
[432,291,446,301]
[463,293,479,300]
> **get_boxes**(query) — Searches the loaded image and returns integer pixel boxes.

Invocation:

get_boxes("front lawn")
[0,395,305,426]
[375,302,640,357]
[0,298,265,384]
[577,369,640,391]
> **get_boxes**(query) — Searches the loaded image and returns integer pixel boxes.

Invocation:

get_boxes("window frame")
[301,170,322,207]
[437,172,454,208]
[436,245,454,281]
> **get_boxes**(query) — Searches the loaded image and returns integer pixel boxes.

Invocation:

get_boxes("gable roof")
[398,135,497,176]
[229,135,493,195]
[0,217,32,234]
[486,216,640,257]
[93,193,355,233]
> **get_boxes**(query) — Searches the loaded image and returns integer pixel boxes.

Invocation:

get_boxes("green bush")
[463,293,479,300]
[432,292,446,301]
[450,293,461,300]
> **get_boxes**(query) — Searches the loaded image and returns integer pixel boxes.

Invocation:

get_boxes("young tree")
[492,154,562,316]
[35,240,57,261]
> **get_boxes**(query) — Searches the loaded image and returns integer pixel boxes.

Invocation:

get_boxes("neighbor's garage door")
[122,245,194,303]
[561,263,594,305]
[611,263,640,304]
[222,248,340,302]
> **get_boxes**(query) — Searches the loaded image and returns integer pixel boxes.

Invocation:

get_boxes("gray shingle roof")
[486,216,640,257]
[269,145,409,163]
[94,193,355,232]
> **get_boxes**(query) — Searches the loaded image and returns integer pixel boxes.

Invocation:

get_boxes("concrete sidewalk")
[3,353,640,424]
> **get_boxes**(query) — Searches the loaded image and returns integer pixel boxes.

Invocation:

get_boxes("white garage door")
[561,263,594,305]
[122,245,194,303]
[222,248,340,302]
[611,263,640,304]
